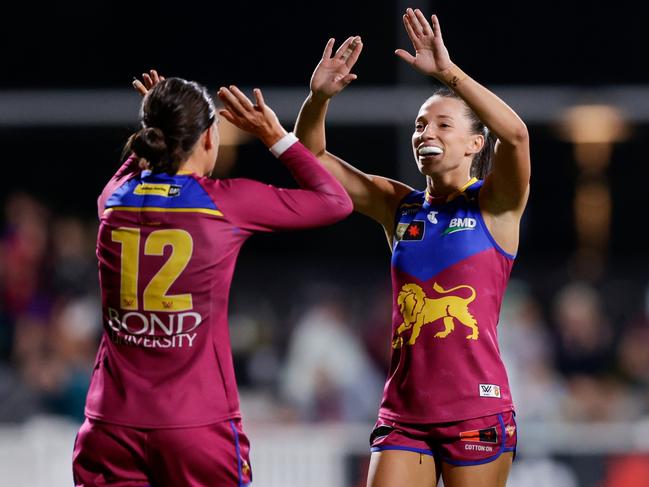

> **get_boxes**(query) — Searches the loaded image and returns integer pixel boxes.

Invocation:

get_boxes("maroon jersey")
[85,139,352,427]
[379,179,515,423]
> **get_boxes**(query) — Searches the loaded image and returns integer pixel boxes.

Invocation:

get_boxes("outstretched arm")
[397,9,530,216]
[131,74,352,229]
[215,85,352,231]
[295,37,413,235]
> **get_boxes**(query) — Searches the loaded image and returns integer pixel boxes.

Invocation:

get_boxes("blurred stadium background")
[1,1,648,486]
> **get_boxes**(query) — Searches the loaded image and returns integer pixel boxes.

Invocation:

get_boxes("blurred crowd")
[1,191,648,426]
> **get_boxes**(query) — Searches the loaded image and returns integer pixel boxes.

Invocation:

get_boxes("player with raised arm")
[72,74,352,487]
[295,9,530,487]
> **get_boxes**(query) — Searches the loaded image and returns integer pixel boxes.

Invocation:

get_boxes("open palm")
[310,36,363,99]
[395,9,452,77]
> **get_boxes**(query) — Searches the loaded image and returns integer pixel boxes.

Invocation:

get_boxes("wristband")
[269,132,299,157]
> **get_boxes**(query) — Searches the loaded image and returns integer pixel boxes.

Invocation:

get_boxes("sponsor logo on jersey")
[442,217,477,235]
[479,384,501,398]
[392,282,478,348]
[427,211,439,224]
[134,183,182,197]
[460,426,499,444]
[400,203,422,216]
[107,307,202,349]
[505,424,516,438]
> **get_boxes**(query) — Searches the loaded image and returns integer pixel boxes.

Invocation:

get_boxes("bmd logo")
[443,217,477,235]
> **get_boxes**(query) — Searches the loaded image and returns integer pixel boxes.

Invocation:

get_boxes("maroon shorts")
[72,418,252,487]
[370,411,517,466]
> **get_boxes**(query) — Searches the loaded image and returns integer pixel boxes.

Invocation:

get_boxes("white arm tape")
[269,132,299,158]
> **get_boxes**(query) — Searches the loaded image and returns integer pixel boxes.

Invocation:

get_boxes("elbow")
[508,123,529,146]
[497,123,529,147]
[337,192,354,218]
[327,191,354,220]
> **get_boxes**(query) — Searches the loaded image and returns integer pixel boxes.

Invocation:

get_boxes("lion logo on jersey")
[392,282,478,348]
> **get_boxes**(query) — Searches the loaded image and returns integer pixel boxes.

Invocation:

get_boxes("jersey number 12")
[111,228,194,312]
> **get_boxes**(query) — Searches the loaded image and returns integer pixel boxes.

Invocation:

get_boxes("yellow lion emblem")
[392,282,478,349]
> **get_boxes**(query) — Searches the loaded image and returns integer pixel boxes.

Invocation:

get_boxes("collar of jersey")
[425,177,478,204]
[140,169,195,178]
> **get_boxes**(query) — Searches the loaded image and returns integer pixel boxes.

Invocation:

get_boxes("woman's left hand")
[395,9,452,78]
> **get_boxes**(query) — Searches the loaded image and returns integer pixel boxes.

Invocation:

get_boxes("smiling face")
[412,95,484,179]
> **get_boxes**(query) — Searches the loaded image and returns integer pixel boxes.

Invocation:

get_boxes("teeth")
[418,146,443,156]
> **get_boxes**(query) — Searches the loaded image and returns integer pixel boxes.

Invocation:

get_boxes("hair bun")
[131,127,168,163]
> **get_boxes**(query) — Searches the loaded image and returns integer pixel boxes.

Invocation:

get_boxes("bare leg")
[367,450,439,487]
[441,452,513,487]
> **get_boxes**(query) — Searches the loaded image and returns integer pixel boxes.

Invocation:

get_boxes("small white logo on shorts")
[464,444,493,452]
[479,384,501,398]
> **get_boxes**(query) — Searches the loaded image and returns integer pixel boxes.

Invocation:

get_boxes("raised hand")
[395,9,452,77]
[132,69,165,96]
[217,86,287,147]
[310,36,363,100]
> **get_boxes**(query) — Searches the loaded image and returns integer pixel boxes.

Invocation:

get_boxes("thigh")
[368,423,439,487]
[149,419,252,487]
[441,451,513,487]
[367,450,439,487]
[72,419,149,487]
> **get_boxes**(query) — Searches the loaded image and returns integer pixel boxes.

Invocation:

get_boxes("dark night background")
[3,2,648,87]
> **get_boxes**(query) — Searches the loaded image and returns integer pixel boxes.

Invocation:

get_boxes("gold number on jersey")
[111,228,194,311]
[143,229,193,311]
[111,228,140,310]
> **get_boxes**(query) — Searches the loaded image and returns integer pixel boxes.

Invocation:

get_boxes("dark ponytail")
[130,127,167,165]
[428,87,495,179]
[123,77,216,174]
[472,127,496,179]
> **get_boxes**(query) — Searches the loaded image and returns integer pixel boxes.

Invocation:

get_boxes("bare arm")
[295,37,413,233]
[397,9,530,217]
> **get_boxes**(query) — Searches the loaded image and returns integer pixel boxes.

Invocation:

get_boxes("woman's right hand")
[309,36,363,101]
[132,69,165,96]
[217,86,287,147]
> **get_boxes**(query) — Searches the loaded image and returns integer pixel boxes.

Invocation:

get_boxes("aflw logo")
[479,384,501,398]
[443,217,477,235]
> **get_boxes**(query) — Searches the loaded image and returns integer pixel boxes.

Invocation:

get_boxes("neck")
[425,168,473,197]
[179,153,207,176]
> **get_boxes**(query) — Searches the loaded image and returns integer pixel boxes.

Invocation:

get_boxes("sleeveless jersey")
[85,141,352,428]
[378,178,515,423]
